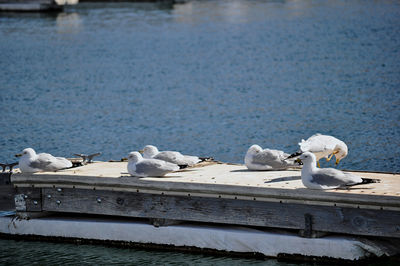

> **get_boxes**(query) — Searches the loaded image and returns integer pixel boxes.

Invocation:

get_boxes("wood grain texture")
[41,187,400,238]
[11,162,400,210]
[0,173,15,211]
[15,187,42,212]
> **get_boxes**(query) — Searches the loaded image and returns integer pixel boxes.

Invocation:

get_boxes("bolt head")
[33,200,38,205]
[97,198,102,203]
[57,188,62,192]
[56,200,61,205]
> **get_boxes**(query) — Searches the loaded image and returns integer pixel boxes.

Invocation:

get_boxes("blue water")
[1,0,400,172]
[0,0,399,263]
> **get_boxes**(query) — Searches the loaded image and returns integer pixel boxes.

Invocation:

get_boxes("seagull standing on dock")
[296,152,379,190]
[141,145,201,168]
[127,151,180,177]
[15,148,72,173]
[288,133,348,167]
[244,145,297,170]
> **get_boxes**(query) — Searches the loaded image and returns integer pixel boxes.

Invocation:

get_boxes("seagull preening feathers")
[288,133,348,167]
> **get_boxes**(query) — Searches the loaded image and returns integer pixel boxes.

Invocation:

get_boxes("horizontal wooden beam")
[40,187,400,238]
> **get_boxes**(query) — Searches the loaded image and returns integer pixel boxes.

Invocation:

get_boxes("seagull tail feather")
[360,178,380,184]
[286,151,303,159]
[199,157,214,162]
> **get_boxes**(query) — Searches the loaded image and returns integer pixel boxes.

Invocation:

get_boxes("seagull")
[244,144,297,170]
[127,151,180,177]
[288,133,348,167]
[141,145,201,168]
[296,152,379,190]
[15,148,72,173]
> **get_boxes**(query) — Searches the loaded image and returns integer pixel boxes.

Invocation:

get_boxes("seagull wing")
[136,159,178,177]
[311,168,362,187]
[154,151,186,165]
[29,154,53,170]
[252,149,288,168]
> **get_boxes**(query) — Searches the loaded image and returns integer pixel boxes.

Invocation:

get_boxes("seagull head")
[127,151,143,163]
[296,152,316,166]
[247,144,262,155]
[15,148,36,159]
[334,143,348,165]
[141,145,159,158]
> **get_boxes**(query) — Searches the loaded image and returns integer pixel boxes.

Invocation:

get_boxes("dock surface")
[1,161,400,261]
[11,161,400,209]
[8,161,400,239]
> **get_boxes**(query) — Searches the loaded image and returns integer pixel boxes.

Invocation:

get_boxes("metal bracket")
[0,162,18,173]
[303,213,313,238]
[74,153,101,164]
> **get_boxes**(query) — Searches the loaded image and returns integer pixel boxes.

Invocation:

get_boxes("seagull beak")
[15,153,22,157]
[335,159,340,165]
[295,158,303,165]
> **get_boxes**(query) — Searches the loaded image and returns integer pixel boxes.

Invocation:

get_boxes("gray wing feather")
[252,149,288,168]
[154,151,185,164]
[136,160,176,177]
[30,153,72,171]
[311,168,360,187]
[29,159,52,169]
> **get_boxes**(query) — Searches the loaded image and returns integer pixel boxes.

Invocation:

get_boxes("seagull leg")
[326,151,338,162]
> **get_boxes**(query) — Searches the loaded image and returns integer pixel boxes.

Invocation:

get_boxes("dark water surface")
[0,0,399,264]
[0,238,314,265]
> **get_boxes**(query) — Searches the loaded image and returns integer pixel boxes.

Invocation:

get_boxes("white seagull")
[141,145,201,168]
[15,148,72,173]
[127,151,180,177]
[288,133,348,166]
[244,144,297,170]
[296,152,379,190]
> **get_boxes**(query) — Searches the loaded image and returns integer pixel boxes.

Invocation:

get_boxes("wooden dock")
[1,161,400,260]
[9,161,400,237]
[0,0,77,12]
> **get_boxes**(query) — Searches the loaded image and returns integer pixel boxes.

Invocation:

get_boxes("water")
[0,0,399,263]
[0,237,322,265]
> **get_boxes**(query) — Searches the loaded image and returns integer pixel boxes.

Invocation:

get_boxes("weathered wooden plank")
[0,173,11,186]
[42,187,400,238]
[0,186,15,211]
[11,163,400,210]
[0,173,15,211]
[15,187,42,212]
[12,175,400,210]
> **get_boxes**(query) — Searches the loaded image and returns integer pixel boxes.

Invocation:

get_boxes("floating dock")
[1,161,399,261]
[0,0,77,12]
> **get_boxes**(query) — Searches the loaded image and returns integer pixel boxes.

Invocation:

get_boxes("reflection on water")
[56,12,82,34]
[0,0,399,171]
